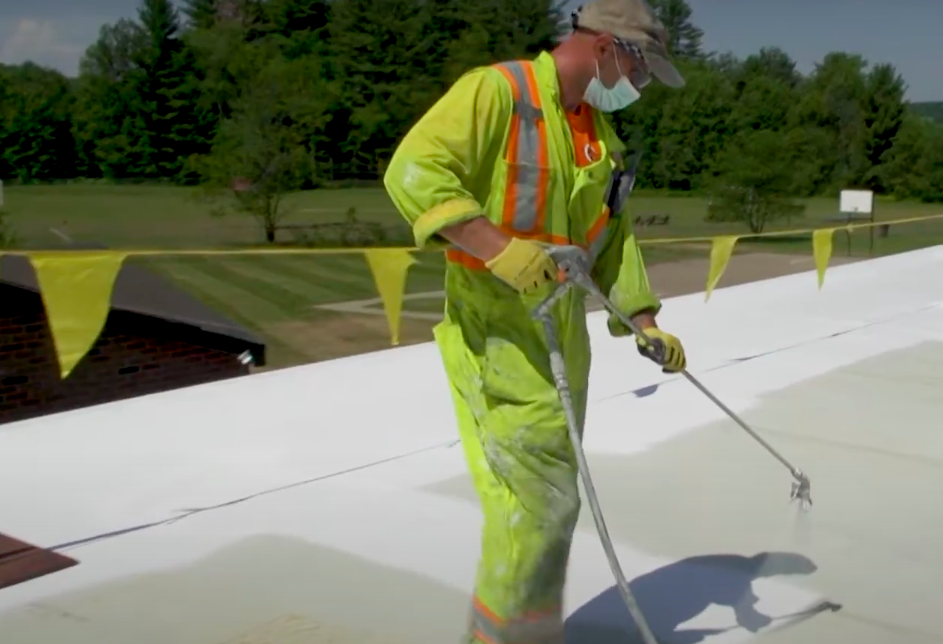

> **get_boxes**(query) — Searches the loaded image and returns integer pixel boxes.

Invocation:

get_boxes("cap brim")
[645,51,685,88]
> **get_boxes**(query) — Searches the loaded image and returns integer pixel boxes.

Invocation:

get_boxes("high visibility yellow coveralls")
[383,51,660,643]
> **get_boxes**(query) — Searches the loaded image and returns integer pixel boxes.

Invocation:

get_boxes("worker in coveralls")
[384,0,686,641]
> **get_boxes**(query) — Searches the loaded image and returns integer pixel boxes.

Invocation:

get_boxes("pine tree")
[648,0,704,60]
[181,0,220,29]
[137,0,189,177]
[862,63,906,191]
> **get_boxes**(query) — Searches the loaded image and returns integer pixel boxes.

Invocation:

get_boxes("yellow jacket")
[383,51,660,323]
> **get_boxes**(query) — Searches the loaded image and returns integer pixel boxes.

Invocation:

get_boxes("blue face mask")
[583,56,641,113]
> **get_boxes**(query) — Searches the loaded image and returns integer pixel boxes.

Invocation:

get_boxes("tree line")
[0,0,941,213]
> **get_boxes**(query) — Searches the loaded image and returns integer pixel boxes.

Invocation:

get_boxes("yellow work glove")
[636,327,686,372]
[485,237,558,293]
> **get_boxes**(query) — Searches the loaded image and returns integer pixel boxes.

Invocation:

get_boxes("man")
[383,0,686,641]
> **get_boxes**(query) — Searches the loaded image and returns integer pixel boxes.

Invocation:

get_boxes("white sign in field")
[839,189,874,214]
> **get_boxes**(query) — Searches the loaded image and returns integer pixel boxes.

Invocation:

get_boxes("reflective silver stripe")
[470,604,564,644]
[506,617,565,644]
[499,61,544,233]
[470,607,502,643]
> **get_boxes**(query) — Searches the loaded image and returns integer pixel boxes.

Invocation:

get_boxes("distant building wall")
[0,286,249,425]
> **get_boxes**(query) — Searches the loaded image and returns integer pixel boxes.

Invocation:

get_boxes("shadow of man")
[565,551,818,644]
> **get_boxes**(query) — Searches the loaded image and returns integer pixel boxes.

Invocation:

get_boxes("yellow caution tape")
[4,213,940,378]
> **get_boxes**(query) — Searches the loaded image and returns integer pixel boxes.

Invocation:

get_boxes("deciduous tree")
[191,50,334,242]
[706,129,807,234]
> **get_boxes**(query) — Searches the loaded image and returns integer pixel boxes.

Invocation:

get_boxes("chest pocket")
[568,143,616,257]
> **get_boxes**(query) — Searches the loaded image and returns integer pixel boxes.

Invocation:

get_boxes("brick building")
[0,254,266,425]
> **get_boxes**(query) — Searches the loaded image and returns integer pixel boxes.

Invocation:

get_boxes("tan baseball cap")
[572,0,685,88]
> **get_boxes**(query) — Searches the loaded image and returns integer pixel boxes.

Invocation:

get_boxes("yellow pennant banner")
[363,248,417,345]
[8,212,939,379]
[704,235,739,301]
[812,228,836,289]
[29,252,128,378]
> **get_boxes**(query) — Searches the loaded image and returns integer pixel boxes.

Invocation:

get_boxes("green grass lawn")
[4,184,941,368]
[135,251,447,366]
[6,183,941,249]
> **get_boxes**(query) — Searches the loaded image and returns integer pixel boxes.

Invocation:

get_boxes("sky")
[0,0,940,101]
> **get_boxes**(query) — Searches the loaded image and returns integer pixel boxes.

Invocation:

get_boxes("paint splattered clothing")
[383,52,659,643]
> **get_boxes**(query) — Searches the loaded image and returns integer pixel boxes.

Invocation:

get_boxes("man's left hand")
[636,327,686,372]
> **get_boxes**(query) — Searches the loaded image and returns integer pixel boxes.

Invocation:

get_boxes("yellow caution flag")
[29,252,128,378]
[705,236,740,301]
[363,249,417,345]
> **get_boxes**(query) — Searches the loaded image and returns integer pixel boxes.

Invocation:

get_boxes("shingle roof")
[0,246,265,363]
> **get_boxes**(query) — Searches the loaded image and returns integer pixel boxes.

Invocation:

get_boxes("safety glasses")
[613,39,652,89]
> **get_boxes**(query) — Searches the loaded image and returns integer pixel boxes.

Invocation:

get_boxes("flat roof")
[0,246,941,644]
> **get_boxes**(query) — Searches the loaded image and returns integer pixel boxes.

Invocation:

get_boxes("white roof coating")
[1,247,943,644]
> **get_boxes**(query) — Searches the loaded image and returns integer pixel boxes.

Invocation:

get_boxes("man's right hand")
[485,237,559,293]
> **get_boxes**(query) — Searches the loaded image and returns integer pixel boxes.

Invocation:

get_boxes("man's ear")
[592,33,613,59]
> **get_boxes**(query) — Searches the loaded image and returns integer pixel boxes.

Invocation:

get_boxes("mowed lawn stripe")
[156,257,304,322]
[151,258,291,321]
[178,256,323,316]
[255,253,446,301]
[211,255,371,305]
[247,255,380,302]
